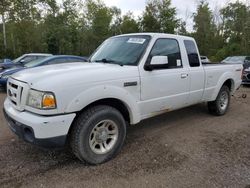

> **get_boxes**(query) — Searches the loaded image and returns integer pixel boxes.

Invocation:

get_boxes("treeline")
[0,0,249,61]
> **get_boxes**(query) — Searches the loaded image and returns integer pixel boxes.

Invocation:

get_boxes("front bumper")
[4,98,76,148]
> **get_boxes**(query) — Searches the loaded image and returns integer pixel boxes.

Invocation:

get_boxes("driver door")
[139,38,190,117]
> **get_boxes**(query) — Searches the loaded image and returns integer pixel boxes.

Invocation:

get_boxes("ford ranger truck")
[4,33,242,164]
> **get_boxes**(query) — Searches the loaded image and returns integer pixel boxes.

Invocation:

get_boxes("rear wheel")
[70,105,126,164]
[208,85,230,116]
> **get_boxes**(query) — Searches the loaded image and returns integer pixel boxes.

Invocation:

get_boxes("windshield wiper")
[94,58,115,63]
[93,58,124,66]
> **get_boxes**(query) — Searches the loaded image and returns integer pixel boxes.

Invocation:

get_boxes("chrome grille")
[7,78,28,111]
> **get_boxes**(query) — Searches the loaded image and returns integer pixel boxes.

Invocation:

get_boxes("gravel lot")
[0,87,250,188]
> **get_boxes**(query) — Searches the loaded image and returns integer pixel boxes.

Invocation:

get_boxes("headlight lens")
[27,89,56,109]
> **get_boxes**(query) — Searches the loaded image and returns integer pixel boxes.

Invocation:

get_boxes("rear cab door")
[183,39,205,105]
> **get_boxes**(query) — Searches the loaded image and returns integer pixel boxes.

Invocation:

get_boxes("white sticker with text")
[127,38,146,44]
[176,60,181,66]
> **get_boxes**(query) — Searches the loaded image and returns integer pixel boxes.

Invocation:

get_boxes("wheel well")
[223,79,234,91]
[66,98,131,146]
[77,98,130,123]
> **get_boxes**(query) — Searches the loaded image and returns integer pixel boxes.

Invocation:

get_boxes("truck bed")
[202,62,240,66]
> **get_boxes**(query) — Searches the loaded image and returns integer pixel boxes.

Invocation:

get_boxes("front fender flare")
[65,85,141,124]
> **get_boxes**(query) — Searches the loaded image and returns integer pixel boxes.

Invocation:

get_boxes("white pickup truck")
[4,33,242,164]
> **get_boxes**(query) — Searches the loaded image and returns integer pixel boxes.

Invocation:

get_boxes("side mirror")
[145,56,168,71]
[20,59,26,64]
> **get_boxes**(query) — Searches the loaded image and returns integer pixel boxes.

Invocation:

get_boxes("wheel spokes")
[219,91,228,110]
[88,120,119,155]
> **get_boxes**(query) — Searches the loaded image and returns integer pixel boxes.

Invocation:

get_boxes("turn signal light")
[42,94,56,109]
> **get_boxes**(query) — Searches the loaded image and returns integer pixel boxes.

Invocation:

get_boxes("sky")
[103,0,249,31]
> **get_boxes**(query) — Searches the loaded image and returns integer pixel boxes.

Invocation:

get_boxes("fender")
[64,85,141,124]
[210,71,235,101]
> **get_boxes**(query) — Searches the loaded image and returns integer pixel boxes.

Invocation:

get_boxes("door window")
[147,38,182,69]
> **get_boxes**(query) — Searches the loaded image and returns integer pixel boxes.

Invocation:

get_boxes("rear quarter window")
[184,40,200,67]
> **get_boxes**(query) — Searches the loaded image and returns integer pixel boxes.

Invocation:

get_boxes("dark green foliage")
[119,12,139,34]
[193,1,215,57]
[192,1,250,61]
[141,0,179,33]
[220,2,250,56]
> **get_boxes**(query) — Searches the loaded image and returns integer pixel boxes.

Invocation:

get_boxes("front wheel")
[208,85,230,116]
[70,105,126,165]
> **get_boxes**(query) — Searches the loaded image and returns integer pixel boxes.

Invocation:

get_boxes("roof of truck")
[114,33,194,41]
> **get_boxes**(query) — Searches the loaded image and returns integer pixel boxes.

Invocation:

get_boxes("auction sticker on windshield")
[127,38,146,44]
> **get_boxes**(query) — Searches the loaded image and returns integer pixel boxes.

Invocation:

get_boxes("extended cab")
[4,33,242,164]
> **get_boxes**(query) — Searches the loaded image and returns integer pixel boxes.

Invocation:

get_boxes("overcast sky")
[103,0,249,30]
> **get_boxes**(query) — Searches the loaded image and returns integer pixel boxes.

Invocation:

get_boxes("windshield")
[224,56,245,63]
[13,55,26,64]
[13,55,48,64]
[25,57,49,67]
[230,56,245,62]
[223,57,231,61]
[90,35,151,66]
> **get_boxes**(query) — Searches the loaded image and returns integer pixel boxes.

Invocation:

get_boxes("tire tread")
[70,105,126,164]
[208,85,230,116]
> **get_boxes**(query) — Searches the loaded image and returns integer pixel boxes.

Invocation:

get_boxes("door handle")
[181,73,188,79]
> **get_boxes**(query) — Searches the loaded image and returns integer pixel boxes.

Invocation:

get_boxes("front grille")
[8,81,23,107]
[7,78,28,111]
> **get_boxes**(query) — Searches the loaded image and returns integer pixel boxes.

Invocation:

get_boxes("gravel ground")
[0,87,250,188]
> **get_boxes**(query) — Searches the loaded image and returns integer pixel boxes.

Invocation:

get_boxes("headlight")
[27,89,57,109]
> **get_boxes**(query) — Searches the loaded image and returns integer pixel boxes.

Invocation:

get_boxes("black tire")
[208,85,230,116]
[70,105,126,165]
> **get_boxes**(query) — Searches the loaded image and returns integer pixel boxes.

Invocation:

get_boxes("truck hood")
[11,62,139,89]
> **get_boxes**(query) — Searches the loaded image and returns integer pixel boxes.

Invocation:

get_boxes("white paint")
[4,98,76,138]
[4,33,242,140]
